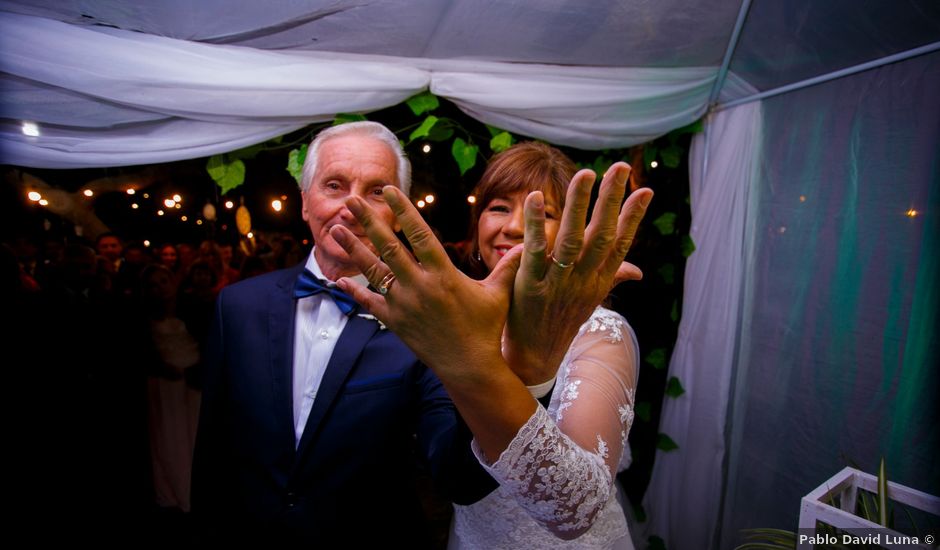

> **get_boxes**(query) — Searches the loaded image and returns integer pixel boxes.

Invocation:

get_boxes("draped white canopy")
[2,2,938,548]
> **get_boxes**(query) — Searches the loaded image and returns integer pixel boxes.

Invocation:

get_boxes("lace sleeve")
[473,309,638,539]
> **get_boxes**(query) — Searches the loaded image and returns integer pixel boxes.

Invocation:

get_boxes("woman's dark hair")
[466,141,578,276]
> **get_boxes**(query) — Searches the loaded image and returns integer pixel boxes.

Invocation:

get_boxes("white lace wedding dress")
[449,307,639,549]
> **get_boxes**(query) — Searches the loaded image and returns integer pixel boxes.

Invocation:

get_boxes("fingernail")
[532,191,544,209]
[640,191,653,209]
[330,225,350,246]
[346,196,364,216]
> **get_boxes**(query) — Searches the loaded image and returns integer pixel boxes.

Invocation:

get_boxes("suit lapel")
[269,266,304,449]
[294,312,378,463]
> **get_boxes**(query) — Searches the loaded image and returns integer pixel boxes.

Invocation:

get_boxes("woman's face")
[477,189,560,272]
[160,245,178,266]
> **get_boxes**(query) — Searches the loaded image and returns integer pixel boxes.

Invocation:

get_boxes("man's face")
[302,134,401,278]
[97,236,122,262]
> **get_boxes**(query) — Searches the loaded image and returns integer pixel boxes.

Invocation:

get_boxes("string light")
[38,199,49,206]
[83,189,94,197]
[143,240,151,247]
[650,161,659,169]
[272,199,283,212]
[175,203,181,209]
[799,195,806,202]
[27,191,41,202]
[172,194,182,203]
[131,203,139,209]
[126,188,136,195]
[467,195,476,204]
[422,144,431,154]
[196,219,203,225]
[164,199,176,208]
[225,200,235,209]
[157,210,165,216]
[143,193,150,199]
[417,200,426,208]
[21,121,40,137]
[425,194,435,204]
[906,208,918,218]
[181,215,188,222]
[247,231,254,239]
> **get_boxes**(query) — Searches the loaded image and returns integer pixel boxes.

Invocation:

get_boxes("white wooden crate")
[797,466,939,549]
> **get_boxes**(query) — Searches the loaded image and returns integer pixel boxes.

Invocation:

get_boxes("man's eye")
[326,182,341,190]
[371,188,385,196]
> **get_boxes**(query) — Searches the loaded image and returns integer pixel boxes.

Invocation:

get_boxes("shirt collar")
[305,247,369,288]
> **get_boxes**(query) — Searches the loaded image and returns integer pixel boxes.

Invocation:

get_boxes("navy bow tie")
[293,269,357,315]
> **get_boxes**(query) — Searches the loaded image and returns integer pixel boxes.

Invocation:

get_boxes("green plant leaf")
[671,299,679,322]
[644,145,658,168]
[287,144,308,184]
[657,433,679,452]
[661,145,683,168]
[665,376,685,398]
[653,212,677,235]
[207,155,246,194]
[635,401,651,422]
[681,235,696,257]
[405,91,439,116]
[485,124,503,138]
[409,115,439,142]
[333,112,367,125]
[489,131,514,153]
[648,536,667,550]
[592,155,614,177]
[633,503,647,523]
[645,348,667,369]
[658,263,675,284]
[427,121,454,142]
[451,137,479,175]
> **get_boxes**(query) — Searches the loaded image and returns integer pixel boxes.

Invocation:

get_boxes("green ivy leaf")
[427,120,454,142]
[671,299,679,322]
[333,113,367,125]
[644,145,658,168]
[485,124,503,138]
[228,143,264,161]
[635,401,651,422]
[648,536,667,550]
[287,144,308,184]
[489,131,514,153]
[207,155,246,194]
[680,235,696,257]
[657,263,675,285]
[451,137,479,175]
[409,115,439,142]
[645,348,667,370]
[653,212,677,235]
[665,376,686,398]
[661,145,683,168]
[633,503,648,523]
[657,433,679,452]
[405,91,439,116]
[592,156,614,177]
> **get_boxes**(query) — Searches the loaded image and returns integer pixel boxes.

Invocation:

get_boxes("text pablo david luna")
[800,532,924,546]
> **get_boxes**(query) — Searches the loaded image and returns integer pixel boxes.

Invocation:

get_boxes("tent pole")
[707,0,754,109]
[714,41,940,112]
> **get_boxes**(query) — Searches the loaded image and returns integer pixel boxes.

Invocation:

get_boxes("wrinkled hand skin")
[503,162,652,385]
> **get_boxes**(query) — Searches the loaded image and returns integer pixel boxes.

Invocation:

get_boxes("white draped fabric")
[0,11,712,167]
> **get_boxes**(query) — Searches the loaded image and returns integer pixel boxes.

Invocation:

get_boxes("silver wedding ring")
[377,272,396,295]
[549,252,574,269]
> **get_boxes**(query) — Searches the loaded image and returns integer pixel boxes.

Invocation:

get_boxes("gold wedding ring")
[377,272,396,295]
[549,252,574,269]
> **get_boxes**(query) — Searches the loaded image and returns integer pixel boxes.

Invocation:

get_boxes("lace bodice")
[451,307,639,549]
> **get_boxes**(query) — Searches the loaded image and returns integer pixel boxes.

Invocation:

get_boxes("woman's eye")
[487,204,510,213]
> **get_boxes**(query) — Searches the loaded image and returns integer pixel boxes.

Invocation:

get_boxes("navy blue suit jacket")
[192,264,494,545]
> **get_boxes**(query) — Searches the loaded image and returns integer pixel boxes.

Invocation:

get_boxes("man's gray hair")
[299,121,411,197]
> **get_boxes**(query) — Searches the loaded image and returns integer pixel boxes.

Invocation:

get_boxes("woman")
[333,143,652,548]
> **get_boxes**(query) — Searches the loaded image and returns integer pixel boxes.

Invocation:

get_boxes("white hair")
[299,121,411,197]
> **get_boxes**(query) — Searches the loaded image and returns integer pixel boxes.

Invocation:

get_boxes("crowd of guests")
[2,229,307,541]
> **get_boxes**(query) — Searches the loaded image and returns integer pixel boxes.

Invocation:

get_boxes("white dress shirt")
[292,250,368,446]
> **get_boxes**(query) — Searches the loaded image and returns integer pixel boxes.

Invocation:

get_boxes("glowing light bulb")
[131,203,139,209]
[27,191,41,202]
[126,188,136,195]
[22,121,39,137]
[172,194,182,203]
[225,200,235,209]
[906,209,918,218]
[422,144,431,154]
[417,200,426,208]
[196,219,203,225]
[181,215,188,222]
[83,189,94,197]
[164,199,176,208]
[425,194,435,204]
[247,231,254,239]
[158,210,165,216]
[272,200,283,212]
[38,199,49,206]
[650,161,659,169]
[143,240,151,247]
[467,195,477,204]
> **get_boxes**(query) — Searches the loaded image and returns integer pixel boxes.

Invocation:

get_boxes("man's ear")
[300,191,309,221]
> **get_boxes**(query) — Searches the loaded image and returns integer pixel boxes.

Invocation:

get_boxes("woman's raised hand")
[504,162,652,385]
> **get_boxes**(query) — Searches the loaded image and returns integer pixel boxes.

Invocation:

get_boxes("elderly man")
[192,122,493,545]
